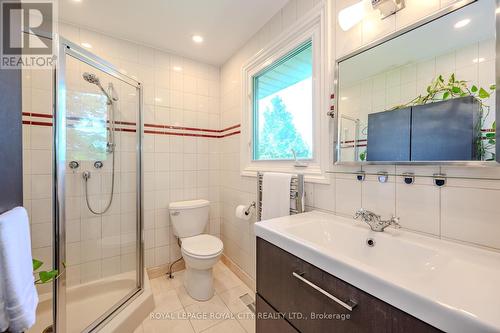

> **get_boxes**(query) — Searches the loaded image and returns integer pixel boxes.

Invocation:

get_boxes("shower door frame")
[53,36,144,333]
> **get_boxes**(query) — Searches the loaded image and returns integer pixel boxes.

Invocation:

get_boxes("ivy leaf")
[33,259,43,271]
[490,84,496,91]
[486,133,496,138]
[450,73,456,82]
[443,91,450,100]
[493,121,496,130]
[452,86,461,94]
[479,88,490,99]
[359,151,366,161]
[489,139,496,144]
[471,85,478,93]
[38,270,58,283]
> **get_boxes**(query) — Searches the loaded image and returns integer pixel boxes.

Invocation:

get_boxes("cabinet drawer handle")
[292,272,358,311]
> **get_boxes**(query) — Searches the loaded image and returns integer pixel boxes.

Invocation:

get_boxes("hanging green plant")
[392,73,496,161]
[359,150,367,161]
[33,258,62,285]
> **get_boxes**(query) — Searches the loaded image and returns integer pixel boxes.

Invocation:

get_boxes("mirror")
[336,0,497,164]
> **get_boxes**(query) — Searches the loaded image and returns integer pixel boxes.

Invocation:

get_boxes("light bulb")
[192,35,204,43]
[338,1,365,32]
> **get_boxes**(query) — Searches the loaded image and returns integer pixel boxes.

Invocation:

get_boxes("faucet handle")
[391,216,401,228]
[354,208,365,219]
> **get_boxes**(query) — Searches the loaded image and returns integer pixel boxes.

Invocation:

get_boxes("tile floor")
[135,262,255,333]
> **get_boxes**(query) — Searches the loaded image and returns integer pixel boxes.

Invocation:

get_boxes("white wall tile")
[335,177,361,216]
[313,182,335,212]
[442,187,500,249]
[362,180,395,217]
[396,183,440,235]
[395,0,440,29]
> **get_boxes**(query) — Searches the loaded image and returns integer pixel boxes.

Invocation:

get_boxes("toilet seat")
[181,234,223,258]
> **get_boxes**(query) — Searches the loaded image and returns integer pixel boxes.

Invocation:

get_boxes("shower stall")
[26,35,144,333]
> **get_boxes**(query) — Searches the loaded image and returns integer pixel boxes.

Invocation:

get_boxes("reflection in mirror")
[337,0,497,163]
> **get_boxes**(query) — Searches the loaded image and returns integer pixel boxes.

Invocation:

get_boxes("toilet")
[169,199,223,301]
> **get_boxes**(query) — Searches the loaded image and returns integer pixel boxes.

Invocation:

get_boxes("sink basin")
[255,211,500,333]
[283,219,448,283]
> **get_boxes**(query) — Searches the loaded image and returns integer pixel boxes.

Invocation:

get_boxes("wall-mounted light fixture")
[371,0,405,19]
[338,1,366,32]
[338,0,405,32]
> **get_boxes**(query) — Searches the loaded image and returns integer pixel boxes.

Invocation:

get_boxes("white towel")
[0,207,38,333]
[0,269,7,333]
[261,173,293,220]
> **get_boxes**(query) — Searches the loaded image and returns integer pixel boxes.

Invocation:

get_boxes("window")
[241,3,330,183]
[253,41,313,161]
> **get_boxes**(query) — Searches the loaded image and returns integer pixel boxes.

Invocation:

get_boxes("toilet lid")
[182,234,223,257]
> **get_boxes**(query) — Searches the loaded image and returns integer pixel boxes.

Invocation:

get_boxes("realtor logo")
[1,0,56,69]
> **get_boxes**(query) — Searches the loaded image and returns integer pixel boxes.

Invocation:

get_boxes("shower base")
[28,271,153,333]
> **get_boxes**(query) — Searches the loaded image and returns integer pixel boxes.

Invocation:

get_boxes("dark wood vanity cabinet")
[256,238,441,333]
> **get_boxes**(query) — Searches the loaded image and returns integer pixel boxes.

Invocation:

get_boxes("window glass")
[66,90,108,161]
[253,40,313,161]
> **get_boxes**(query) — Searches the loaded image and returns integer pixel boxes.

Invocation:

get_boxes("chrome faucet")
[354,209,400,232]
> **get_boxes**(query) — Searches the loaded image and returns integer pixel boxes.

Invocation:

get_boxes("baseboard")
[145,254,256,293]
[221,254,256,293]
[146,259,186,279]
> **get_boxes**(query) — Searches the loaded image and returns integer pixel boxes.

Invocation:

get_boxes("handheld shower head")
[82,72,116,104]
[83,72,100,85]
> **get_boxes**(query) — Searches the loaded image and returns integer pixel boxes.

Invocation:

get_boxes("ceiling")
[59,0,289,65]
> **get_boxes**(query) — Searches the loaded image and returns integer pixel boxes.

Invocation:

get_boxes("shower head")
[82,72,117,104]
[83,72,100,85]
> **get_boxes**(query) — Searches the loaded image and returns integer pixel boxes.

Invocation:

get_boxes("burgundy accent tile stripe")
[143,129,220,138]
[220,131,241,138]
[144,124,164,129]
[23,112,53,119]
[115,120,136,126]
[341,144,367,148]
[342,139,368,144]
[22,119,241,138]
[116,128,137,133]
[22,112,240,135]
[144,123,240,134]
[29,121,53,127]
[220,124,240,132]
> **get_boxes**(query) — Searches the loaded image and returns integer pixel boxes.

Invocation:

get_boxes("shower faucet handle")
[69,161,80,170]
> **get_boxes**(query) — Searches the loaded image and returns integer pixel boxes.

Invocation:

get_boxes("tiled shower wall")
[22,22,232,292]
[220,0,500,284]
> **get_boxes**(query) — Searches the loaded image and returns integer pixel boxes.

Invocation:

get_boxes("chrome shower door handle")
[292,272,358,311]
[170,211,180,216]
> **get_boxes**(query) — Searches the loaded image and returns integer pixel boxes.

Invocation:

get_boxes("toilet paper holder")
[244,202,256,216]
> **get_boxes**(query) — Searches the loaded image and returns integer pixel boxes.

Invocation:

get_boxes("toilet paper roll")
[235,205,252,220]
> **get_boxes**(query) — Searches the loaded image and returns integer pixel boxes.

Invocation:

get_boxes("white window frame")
[240,3,331,183]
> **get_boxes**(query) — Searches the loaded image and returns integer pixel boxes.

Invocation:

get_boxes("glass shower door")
[55,39,142,333]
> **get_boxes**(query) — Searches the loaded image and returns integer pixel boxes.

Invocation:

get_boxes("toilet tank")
[169,199,210,238]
